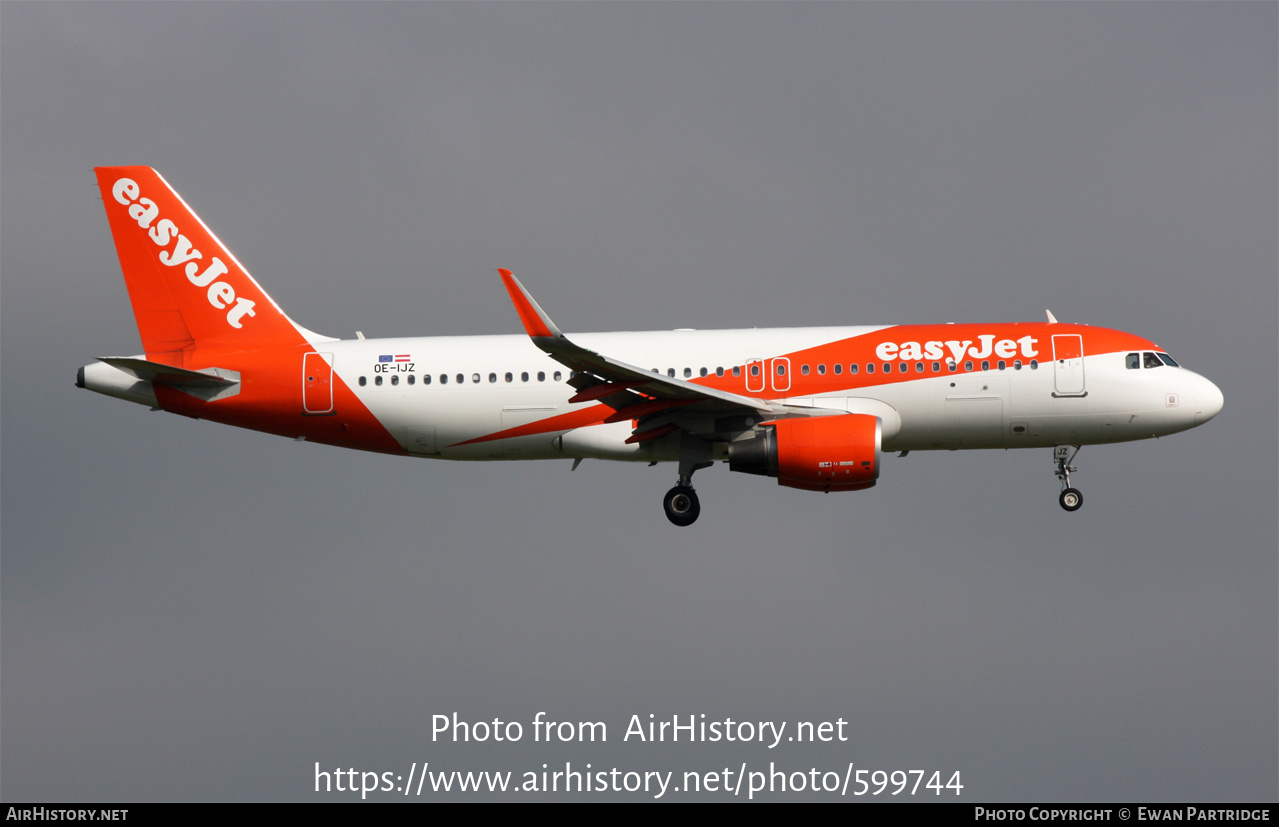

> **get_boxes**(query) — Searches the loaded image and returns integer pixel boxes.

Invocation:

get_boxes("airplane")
[78,166,1224,526]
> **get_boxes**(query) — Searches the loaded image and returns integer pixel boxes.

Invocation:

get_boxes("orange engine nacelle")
[728,414,881,492]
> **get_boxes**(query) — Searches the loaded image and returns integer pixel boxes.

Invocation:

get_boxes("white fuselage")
[321,326,1222,462]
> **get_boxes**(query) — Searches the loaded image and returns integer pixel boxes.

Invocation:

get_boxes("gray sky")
[2,2,1275,801]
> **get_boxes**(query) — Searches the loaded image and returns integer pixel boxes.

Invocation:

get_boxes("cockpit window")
[1156,352,1180,367]
[1126,353,1140,370]
[1143,352,1163,369]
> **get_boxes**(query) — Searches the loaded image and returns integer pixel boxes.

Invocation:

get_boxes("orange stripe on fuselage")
[153,346,405,455]
[449,323,1152,449]
[451,404,614,447]
[666,323,1157,398]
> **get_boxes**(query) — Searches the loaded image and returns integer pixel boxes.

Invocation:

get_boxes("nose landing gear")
[1054,445,1083,512]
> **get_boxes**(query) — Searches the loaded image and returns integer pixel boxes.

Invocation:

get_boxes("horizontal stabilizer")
[98,356,240,388]
[92,357,241,402]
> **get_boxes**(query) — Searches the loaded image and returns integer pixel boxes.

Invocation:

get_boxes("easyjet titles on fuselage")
[875,335,1039,363]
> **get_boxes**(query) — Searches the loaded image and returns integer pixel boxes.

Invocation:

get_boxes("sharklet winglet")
[499,269,562,340]
[498,270,776,416]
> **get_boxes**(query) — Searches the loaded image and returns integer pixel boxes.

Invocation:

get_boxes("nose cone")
[1195,376,1224,424]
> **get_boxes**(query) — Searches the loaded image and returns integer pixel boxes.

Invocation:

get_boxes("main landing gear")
[1054,445,1083,512]
[664,435,713,526]
[663,485,700,527]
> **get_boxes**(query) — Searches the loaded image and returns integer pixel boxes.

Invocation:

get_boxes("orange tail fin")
[94,167,321,359]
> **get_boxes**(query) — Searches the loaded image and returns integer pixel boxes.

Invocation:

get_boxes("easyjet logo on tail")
[110,177,257,329]
[875,335,1039,363]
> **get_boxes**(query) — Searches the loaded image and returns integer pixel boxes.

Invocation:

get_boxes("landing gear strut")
[663,435,712,526]
[1054,445,1083,512]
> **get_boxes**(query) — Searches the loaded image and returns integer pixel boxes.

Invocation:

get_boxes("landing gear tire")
[1053,446,1083,513]
[663,485,700,526]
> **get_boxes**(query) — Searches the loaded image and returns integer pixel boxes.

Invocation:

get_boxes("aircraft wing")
[499,270,782,429]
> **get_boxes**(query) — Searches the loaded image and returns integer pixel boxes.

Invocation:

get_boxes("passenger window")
[1013,360,1022,370]
[947,361,957,372]
[997,360,1006,370]
[505,372,513,383]
[391,375,399,386]
[799,364,808,375]
[408,374,415,385]
[684,368,692,378]
[915,362,924,373]
[779,364,788,376]
[456,374,464,384]
[521,372,529,382]
[866,364,875,374]
[732,366,741,377]
[375,375,383,386]
[965,361,973,371]
[750,365,759,377]
[538,371,546,382]
[1126,353,1141,370]
[817,364,826,375]
[849,364,859,374]
[981,360,989,371]
[668,368,675,377]
[358,376,366,386]
[833,364,842,375]
[716,367,725,377]
[423,374,432,385]
[1143,352,1162,369]
[899,363,908,373]
[932,362,940,372]
[700,367,708,377]
[554,371,562,381]
[488,373,497,383]
[883,363,892,373]
[1030,360,1038,369]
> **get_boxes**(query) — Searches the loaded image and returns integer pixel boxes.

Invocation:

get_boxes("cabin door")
[303,352,335,414]
[1052,335,1086,396]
